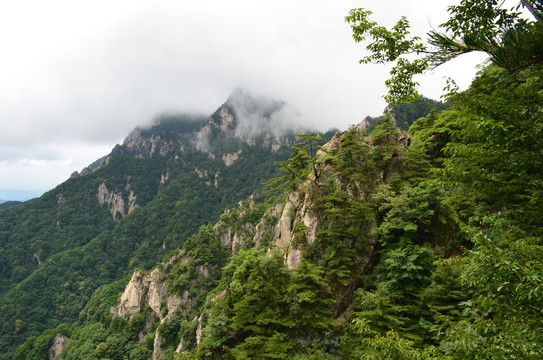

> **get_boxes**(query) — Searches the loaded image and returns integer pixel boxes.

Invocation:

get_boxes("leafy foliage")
[264,133,325,194]
[346,0,543,102]
[197,249,335,359]
[345,8,428,103]
[343,2,543,358]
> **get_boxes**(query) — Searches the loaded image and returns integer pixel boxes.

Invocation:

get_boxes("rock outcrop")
[274,191,319,269]
[48,334,68,360]
[214,202,259,254]
[74,154,111,177]
[222,150,242,167]
[96,181,138,220]
[122,129,179,158]
[111,246,223,360]
[111,264,187,359]
[273,126,409,271]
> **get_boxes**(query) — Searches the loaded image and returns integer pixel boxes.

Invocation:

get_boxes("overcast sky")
[0,0,492,198]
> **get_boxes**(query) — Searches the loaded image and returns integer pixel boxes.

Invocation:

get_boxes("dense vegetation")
[0,201,24,210]
[5,0,543,358]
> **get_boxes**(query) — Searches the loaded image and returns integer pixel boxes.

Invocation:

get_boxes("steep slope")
[0,91,332,359]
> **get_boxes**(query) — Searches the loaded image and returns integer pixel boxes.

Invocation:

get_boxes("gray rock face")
[110,267,186,323]
[111,265,188,360]
[213,202,259,254]
[122,129,179,158]
[48,334,68,360]
[96,181,138,220]
[222,150,242,167]
[110,270,148,320]
[109,247,223,360]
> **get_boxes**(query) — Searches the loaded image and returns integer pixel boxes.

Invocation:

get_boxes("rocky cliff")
[110,250,218,360]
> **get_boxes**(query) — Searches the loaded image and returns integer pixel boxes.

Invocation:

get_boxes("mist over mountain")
[225,87,308,138]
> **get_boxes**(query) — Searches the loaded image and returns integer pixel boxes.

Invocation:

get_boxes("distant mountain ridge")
[0,200,23,209]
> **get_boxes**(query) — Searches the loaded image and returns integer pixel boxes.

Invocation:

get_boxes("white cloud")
[0,141,113,191]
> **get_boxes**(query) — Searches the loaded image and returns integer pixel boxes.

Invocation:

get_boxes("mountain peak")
[76,91,309,175]
[192,90,306,153]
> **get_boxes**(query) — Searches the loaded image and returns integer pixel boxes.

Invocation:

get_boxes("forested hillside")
[4,0,543,359]
[0,90,334,359]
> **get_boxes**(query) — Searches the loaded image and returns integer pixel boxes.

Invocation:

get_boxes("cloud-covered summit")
[225,88,308,139]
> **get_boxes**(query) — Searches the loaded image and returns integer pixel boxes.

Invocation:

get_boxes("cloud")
[0,141,112,191]
[226,88,308,138]
[0,1,376,144]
